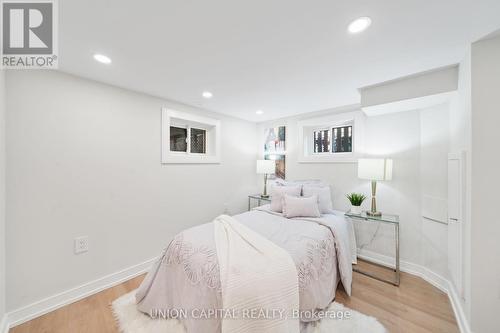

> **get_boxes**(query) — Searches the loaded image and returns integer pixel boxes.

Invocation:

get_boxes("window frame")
[162,108,220,164]
[298,110,365,163]
[312,122,354,156]
[169,125,208,155]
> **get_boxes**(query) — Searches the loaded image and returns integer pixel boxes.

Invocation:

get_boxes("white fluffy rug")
[112,291,386,333]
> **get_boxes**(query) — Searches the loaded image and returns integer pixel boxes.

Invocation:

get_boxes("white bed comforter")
[136,206,356,333]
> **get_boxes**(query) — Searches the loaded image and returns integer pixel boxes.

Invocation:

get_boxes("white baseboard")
[447,281,471,333]
[6,257,157,330]
[357,249,470,333]
[3,251,472,333]
[1,315,8,333]
[357,249,449,292]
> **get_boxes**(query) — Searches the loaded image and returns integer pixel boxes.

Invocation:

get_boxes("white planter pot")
[350,205,362,214]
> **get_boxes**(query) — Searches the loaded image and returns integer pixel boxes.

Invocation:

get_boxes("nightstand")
[248,194,271,211]
[345,210,400,286]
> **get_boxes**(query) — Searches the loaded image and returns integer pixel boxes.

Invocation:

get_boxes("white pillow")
[270,185,301,212]
[302,185,334,214]
[282,194,321,218]
[274,179,326,189]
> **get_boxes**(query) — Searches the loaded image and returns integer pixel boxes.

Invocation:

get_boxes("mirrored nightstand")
[248,194,271,211]
[345,210,400,286]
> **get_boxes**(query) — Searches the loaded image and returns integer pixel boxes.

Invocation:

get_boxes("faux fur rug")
[112,291,386,333]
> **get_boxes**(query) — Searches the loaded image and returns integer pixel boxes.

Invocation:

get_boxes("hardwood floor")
[10,264,459,333]
[337,260,459,332]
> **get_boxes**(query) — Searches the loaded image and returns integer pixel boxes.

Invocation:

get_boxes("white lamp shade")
[358,158,393,181]
[256,160,275,174]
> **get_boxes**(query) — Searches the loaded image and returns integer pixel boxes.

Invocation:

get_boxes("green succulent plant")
[346,193,366,206]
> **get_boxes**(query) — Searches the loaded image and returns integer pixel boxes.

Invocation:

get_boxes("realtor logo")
[1,0,58,68]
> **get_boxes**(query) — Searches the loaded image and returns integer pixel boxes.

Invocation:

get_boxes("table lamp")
[256,160,275,198]
[358,158,393,216]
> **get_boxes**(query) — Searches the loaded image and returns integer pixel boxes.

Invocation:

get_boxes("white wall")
[360,65,458,108]
[5,70,258,311]
[469,34,500,333]
[420,104,449,279]
[257,106,451,269]
[362,110,422,264]
[0,70,6,328]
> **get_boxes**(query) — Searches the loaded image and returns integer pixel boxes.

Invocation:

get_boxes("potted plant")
[346,193,366,214]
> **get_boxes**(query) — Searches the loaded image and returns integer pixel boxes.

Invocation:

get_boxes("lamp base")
[368,181,382,217]
[260,194,270,199]
[367,211,382,217]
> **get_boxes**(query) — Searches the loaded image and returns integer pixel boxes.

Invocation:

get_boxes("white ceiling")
[60,0,500,122]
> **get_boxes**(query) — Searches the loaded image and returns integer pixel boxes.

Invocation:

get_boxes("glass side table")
[248,194,271,211]
[345,210,400,286]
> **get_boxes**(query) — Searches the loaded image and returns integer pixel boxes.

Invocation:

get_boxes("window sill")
[298,152,361,164]
[161,154,220,164]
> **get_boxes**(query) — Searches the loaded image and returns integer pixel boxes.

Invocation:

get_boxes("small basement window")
[298,110,365,163]
[313,125,352,154]
[169,126,207,154]
[162,108,220,164]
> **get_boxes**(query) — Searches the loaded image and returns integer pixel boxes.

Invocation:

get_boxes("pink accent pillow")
[282,194,321,218]
[270,185,301,212]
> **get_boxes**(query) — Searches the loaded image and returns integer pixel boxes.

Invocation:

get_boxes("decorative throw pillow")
[282,194,321,218]
[270,185,302,212]
[302,185,334,214]
[274,179,326,191]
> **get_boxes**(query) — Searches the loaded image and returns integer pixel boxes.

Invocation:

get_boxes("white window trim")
[162,108,221,164]
[298,110,365,163]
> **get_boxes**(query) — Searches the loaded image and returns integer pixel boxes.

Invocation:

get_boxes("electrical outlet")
[74,236,89,254]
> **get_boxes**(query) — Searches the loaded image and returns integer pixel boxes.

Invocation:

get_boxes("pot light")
[93,54,112,64]
[202,91,213,99]
[348,17,372,34]
[256,110,264,115]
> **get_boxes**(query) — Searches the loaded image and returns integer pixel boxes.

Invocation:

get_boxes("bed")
[136,205,356,333]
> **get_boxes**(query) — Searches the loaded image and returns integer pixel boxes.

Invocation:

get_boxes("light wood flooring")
[10,260,459,333]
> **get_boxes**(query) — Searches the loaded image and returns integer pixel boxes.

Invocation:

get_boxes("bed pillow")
[270,185,302,212]
[291,179,326,186]
[282,194,321,218]
[273,179,326,189]
[302,185,334,214]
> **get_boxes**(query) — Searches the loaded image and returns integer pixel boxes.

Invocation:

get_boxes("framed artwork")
[264,126,286,179]
[264,126,286,154]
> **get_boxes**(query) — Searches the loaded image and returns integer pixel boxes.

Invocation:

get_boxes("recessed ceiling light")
[348,17,372,34]
[256,110,264,115]
[93,54,112,64]
[202,91,213,99]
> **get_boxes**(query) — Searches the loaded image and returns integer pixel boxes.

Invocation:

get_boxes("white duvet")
[136,206,356,333]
